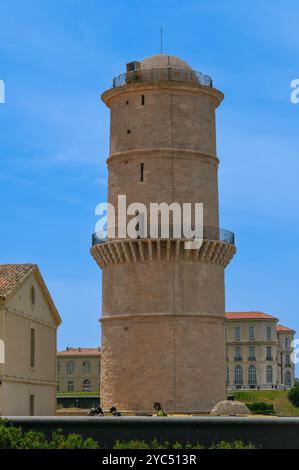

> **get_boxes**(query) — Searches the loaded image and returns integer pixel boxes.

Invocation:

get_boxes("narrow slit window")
[141,95,145,105]
[29,394,35,416]
[30,328,35,368]
[30,286,35,306]
[127,129,131,134]
[140,163,144,182]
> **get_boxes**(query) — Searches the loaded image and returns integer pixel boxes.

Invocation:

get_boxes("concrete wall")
[5,416,299,449]
[1,382,55,416]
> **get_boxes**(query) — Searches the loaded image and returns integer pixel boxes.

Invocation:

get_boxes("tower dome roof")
[141,54,192,70]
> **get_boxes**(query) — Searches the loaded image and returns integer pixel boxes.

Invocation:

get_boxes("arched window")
[67,381,74,392]
[285,338,290,349]
[266,365,273,384]
[30,286,35,306]
[83,361,91,374]
[67,361,75,375]
[248,365,257,384]
[226,367,230,384]
[249,326,254,341]
[83,379,91,392]
[285,371,291,387]
[234,366,243,384]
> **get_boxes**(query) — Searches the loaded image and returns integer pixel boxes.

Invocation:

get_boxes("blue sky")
[0,0,298,367]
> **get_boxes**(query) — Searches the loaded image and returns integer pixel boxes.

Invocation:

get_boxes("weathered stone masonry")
[91,54,236,413]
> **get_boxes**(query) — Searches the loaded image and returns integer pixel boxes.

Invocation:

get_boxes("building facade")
[61,312,295,399]
[226,312,295,390]
[57,348,101,393]
[91,54,236,413]
[0,264,61,416]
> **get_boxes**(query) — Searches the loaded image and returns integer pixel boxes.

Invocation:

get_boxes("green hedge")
[288,387,299,408]
[245,402,274,415]
[113,439,255,449]
[0,420,254,449]
[0,420,99,449]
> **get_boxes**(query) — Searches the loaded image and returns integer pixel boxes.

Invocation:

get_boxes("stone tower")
[91,54,236,413]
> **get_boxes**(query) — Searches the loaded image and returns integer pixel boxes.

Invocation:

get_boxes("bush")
[0,419,255,450]
[0,420,99,449]
[113,439,150,449]
[288,387,299,408]
[246,402,274,415]
[112,439,253,449]
[209,441,255,449]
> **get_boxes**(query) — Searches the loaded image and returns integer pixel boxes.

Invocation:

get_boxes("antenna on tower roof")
[160,26,163,54]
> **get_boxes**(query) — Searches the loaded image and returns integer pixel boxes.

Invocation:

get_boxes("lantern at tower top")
[111,53,214,89]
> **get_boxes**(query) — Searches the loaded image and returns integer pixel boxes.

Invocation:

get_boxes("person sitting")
[153,402,167,416]
[96,406,104,416]
[88,406,104,416]
[110,406,122,416]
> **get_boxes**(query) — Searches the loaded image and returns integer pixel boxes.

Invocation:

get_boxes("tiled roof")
[58,348,101,356]
[225,311,278,320]
[0,264,37,300]
[276,324,295,333]
[0,263,61,325]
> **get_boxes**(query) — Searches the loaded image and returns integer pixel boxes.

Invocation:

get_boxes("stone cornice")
[91,238,236,269]
[226,318,278,324]
[106,147,219,166]
[1,375,57,386]
[3,306,57,330]
[100,313,226,324]
[102,81,224,108]
[227,340,279,346]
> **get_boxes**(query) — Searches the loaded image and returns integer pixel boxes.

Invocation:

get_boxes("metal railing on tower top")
[92,225,235,246]
[112,67,213,88]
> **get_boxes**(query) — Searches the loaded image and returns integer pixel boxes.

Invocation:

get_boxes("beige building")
[226,312,295,390]
[91,53,236,413]
[57,348,101,393]
[0,264,61,416]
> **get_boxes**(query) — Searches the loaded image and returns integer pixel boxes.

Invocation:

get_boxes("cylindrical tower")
[91,54,236,413]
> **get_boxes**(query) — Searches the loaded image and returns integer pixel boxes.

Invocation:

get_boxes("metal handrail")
[112,67,213,88]
[92,225,235,246]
